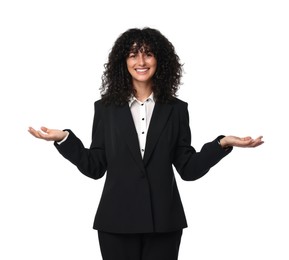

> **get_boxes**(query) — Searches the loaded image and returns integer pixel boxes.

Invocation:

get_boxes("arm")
[54,101,107,179]
[173,103,263,181]
[28,101,107,179]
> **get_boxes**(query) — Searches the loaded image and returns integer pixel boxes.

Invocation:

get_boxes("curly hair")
[100,27,183,106]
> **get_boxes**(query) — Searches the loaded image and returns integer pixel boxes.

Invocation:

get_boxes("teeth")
[136,68,148,72]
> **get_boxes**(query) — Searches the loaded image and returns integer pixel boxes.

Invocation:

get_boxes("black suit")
[55,98,232,234]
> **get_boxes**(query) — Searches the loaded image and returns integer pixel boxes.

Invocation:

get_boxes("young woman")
[28,27,263,260]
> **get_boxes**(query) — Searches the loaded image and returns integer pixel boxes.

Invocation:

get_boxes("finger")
[40,126,49,133]
[249,139,264,147]
[28,126,36,132]
[28,127,41,138]
[255,136,263,141]
[37,130,49,140]
[253,139,264,147]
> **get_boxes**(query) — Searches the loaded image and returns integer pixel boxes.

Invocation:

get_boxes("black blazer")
[55,98,232,234]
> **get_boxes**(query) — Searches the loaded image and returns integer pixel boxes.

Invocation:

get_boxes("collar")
[128,92,155,107]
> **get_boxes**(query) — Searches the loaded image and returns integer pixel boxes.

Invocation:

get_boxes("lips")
[135,68,149,73]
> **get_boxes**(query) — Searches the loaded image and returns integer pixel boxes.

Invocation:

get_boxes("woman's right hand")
[28,126,68,142]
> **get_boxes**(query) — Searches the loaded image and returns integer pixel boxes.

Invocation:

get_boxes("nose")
[137,53,146,66]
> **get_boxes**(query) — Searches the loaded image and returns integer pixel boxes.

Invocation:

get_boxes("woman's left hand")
[219,136,264,148]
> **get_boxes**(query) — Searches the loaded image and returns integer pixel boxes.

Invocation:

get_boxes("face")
[126,46,157,86]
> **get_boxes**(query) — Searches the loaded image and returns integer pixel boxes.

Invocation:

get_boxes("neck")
[133,82,153,102]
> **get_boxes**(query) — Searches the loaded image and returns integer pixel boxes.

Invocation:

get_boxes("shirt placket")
[139,102,147,157]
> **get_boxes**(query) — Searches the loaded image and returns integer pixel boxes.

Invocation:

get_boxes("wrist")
[57,131,69,144]
[217,135,229,149]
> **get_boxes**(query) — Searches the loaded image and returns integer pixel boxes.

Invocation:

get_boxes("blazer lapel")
[143,102,173,166]
[115,104,145,171]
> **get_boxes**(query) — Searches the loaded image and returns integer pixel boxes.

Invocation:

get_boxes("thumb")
[40,126,49,133]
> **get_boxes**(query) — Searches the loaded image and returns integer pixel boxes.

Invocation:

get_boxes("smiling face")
[126,45,157,87]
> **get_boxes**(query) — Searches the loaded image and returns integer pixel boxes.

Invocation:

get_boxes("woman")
[28,27,263,260]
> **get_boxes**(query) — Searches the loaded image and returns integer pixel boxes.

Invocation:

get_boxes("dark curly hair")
[100,27,183,106]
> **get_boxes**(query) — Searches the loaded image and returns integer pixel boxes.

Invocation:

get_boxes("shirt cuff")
[57,131,69,145]
[217,135,231,150]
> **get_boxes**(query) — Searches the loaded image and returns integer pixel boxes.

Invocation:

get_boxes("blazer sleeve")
[54,100,107,179]
[173,102,232,181]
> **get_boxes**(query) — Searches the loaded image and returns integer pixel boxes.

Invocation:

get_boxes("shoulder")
[94,99,124,108]
[94,99,126,115]
[94,99,112,111]
[93,99,108,121]
[168,97,188,110]
[94,99,104,107]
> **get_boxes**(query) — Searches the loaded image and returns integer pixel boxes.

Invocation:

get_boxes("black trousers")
[98,229,183,260]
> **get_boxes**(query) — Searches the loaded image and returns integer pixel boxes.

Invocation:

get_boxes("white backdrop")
[1,0,288,259]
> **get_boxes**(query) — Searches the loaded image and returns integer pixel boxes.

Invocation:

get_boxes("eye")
[146,52,154,57]
[128,53,136,58]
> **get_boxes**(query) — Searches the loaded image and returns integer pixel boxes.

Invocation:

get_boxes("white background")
[1,0,288,259]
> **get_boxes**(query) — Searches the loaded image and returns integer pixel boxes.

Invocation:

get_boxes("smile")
[135,68,149,73]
